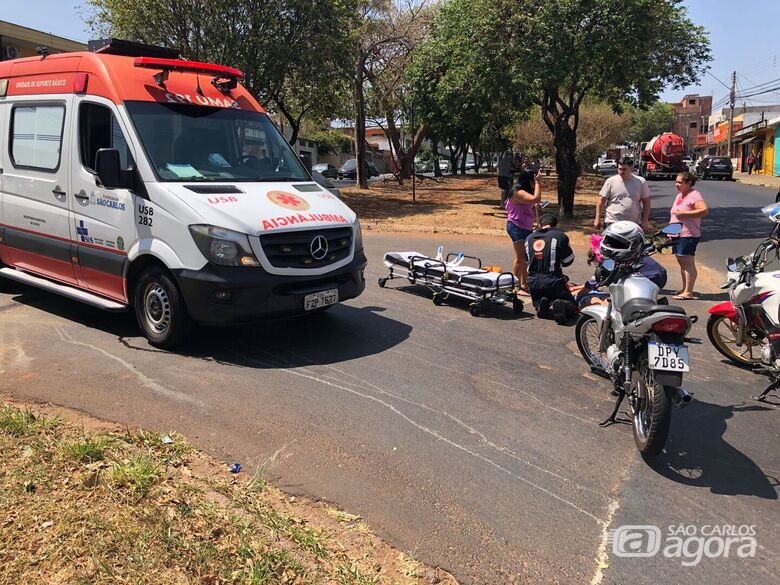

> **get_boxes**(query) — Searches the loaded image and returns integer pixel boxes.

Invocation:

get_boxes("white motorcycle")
[575,224,696,457]
[707,202,780,400]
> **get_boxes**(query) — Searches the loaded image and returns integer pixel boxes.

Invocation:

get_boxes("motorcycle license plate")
[304,289,338,311]
[648,342,689,372]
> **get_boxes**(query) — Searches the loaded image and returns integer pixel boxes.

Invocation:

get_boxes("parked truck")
[638,132,688,180]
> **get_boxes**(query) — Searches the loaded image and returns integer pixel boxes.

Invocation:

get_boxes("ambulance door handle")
[52,187,66,197]
[74,191,90,201]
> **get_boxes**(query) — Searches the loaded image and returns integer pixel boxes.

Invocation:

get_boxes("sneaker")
[552,299,568,325]
[537,297,550,319]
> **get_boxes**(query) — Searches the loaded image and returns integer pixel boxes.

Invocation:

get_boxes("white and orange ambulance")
[0,39,366,348]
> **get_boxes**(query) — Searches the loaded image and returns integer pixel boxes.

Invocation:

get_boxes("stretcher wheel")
[432,292,444,306]
[469,302,482,317]
[512,298,524,313]
[378,277,387,288]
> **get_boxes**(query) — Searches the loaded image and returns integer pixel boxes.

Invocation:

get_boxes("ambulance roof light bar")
[88,38,181,60]
[133,57,244,81]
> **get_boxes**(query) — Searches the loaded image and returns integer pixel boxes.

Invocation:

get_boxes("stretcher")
[378,247,524,316]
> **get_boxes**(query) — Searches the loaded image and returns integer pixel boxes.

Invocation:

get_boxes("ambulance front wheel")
[134,266,192,350]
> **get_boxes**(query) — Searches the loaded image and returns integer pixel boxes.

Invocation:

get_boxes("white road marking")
[55,327,202,407]
[230,347,608,526]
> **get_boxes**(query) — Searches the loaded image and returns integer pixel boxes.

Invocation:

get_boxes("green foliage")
[308,128,353,155]
[85,0,358,143]
[407,0,531,157]
[62,435,113,463]
[110,454,161,497]
[0,407,59,437]
[626,102,675,143]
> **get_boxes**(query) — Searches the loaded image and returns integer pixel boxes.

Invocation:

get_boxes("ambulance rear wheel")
[134,266,192,350]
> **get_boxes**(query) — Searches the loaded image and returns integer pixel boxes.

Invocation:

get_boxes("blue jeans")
[675,237,700,257]
[506,222,532,244]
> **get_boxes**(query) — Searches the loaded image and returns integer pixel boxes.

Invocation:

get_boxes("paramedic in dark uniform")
[525,213,578,324]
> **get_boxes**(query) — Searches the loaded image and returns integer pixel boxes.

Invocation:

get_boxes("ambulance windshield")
[125,101,310,182]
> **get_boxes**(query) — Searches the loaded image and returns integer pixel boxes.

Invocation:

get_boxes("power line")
[706,70,732,91]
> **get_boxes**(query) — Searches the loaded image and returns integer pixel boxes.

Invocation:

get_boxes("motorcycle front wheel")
[706,314,766,366]
[575,314,610,371]
[631,352,672,457]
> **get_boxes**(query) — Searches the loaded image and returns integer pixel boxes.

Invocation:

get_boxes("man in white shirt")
[594,157,651,232]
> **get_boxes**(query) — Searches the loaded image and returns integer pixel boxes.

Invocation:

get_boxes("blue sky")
[4,0,780,112]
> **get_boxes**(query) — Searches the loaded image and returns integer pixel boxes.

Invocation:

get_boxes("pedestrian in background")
[670,171,709,300]
[504,170,542,291]
[747,152,756,175]
[594,157,651,232]
[497,149,513,203]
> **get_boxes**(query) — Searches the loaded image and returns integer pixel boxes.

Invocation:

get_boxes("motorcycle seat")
[621,298,686,322]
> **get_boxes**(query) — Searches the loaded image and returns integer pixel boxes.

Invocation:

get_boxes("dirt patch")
[0,398,457,585]
[343,174,608,248]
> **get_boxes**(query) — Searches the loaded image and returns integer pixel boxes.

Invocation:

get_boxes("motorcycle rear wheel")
[632,353,672,457]
[706,314,765,366]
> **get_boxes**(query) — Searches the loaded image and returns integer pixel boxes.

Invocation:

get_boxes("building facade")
[672,94,712,155]
[0,20,85,60]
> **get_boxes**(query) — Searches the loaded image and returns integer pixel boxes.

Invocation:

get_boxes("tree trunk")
[459,143,467,174]
[432,138,442,177]
[354,57,368,189]
[553,121,580,219]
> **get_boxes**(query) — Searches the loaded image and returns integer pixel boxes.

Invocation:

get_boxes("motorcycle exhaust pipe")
[671,387,693,408]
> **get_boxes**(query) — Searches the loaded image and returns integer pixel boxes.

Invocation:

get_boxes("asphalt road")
[1,233,778,584]
[646,177,778,275]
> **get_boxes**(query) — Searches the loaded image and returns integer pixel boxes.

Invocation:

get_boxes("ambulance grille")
[184,185,244,194]
[259,227,352,269]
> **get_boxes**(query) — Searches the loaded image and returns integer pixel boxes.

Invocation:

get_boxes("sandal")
[673,294,698,300]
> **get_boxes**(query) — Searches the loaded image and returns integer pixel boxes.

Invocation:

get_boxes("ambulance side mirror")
[95,148,122,189]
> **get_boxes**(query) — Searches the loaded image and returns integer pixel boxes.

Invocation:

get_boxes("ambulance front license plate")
[304,289,338,311]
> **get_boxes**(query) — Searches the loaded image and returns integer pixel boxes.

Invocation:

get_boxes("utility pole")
[727,70,736,158]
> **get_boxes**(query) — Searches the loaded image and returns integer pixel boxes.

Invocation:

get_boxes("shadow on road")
[649,399,778,499]
[5,283,412,368]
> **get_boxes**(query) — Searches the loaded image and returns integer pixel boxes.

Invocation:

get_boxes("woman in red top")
[670,171,709,300]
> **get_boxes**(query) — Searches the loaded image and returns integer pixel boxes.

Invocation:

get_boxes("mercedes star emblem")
[310,235,328,260]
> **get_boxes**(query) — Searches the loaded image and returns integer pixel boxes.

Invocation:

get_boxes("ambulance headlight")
[189,225,260,267]
[353,219,364,252]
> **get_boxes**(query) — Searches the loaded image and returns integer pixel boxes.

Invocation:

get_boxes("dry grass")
[341,173,610,247]
[0,403,456,585]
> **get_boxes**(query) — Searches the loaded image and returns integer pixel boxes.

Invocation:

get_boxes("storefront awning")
[739,137,756,144]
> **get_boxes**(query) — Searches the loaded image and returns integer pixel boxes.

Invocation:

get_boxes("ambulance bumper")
[173,250,367,325]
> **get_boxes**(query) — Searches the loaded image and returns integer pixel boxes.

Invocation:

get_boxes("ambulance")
[0,39,366,348]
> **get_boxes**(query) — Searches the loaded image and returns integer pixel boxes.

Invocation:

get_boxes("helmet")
[600,221,645,263]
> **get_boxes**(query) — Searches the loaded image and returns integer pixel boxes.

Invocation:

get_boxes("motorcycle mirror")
[661,223,683,236]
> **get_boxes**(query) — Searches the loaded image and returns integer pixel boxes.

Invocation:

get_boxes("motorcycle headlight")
[353,219,364,252]
[189,225,260,267]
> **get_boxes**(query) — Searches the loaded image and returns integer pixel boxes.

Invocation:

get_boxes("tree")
[407,0,530,177]
[351,0,430,188]
[85,0,357,146]
[507,0,710,217]
[626,102,674,144]
[515,103,631,170]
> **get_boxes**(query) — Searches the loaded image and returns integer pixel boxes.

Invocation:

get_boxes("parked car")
[337,159,380,180]
[437,159,452,173]
[695,156,733,181]
[465,158,476,171]
[682,157,694,170]
[312,171,341,198]
[312,163,338,179]
[595,159,618,174]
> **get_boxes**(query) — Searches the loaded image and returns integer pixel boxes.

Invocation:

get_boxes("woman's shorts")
[506,222,532,244]
[675,237,700,257]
